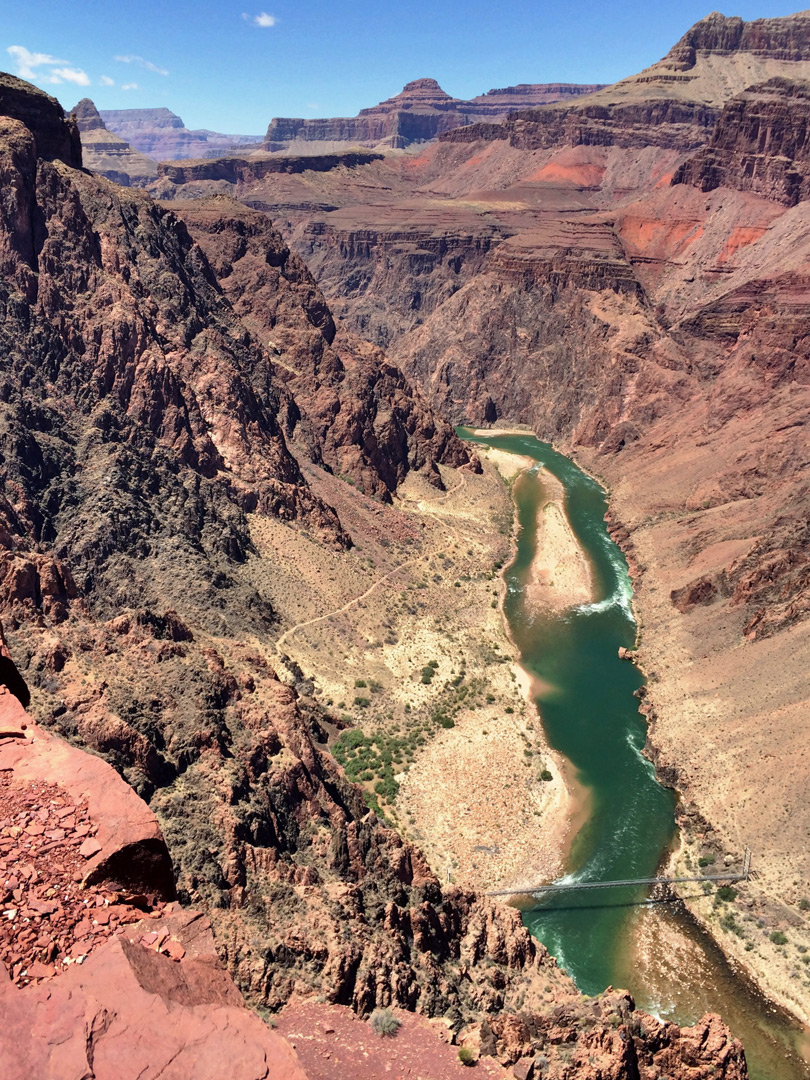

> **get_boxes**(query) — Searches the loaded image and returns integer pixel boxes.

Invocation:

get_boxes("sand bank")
[525,469,593,612]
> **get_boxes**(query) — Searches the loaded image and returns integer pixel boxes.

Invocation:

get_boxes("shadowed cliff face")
[673,77,810,204]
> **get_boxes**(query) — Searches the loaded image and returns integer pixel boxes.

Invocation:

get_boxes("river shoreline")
[463,426,810,1078]
[474,442,595,893]
[564,444,810,1065]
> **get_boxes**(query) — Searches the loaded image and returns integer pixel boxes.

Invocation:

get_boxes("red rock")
[26,960,54,979]
[161,938,186,961]
[0,915,309,1080]
[79,838,101,859]
[28,900,58,915]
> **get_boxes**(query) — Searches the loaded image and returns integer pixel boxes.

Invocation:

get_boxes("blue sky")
[2,2,807,134]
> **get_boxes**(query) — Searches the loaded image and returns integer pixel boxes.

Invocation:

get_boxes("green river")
[458,429,810,1080]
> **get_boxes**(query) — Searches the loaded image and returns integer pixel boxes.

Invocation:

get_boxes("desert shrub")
[458,1046,476,1066]
[715,885,737,903]
[354,679,367,688]
[770,931,788,946]
[799,898,810,911]
[540,769,553,781]
[369,1008,401,1037]
[698,854,716,867]
[354,696,370,708]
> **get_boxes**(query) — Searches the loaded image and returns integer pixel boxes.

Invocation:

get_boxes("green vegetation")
[369,1008,401,1037]
[698,854,716,868]
[715,885,737,903]
[458,1047,476,1066]
[770,931,788,946]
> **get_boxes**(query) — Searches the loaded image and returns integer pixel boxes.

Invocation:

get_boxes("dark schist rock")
[168,196,477,498]
[673,77,810,204]
[0,72,80,165]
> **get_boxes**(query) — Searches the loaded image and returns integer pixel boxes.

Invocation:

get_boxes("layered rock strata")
[262,77,607,151]
[72,97,157,186]
[673,77,810,204]
[99,106,262,160]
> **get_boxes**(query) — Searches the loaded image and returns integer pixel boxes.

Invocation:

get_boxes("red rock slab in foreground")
[276,1000,507,1080]
[0,909,309,1080]
[0,771,170,986]
[0,690,175,898]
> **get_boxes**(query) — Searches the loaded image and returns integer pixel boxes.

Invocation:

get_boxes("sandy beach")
[525,469,594,612]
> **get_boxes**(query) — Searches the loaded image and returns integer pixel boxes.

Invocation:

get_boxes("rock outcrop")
[0,663,309,1079]
[673,77,810,204]
[71,97,158,186]
[156,149,383,186]
[0,72,81,165]
[99,106,262,160]
[262,77,607,151]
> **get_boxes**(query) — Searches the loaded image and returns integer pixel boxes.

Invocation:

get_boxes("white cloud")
[52,67,91,86]
[121,82,139,91]
[114,54,168,76]
[7,46,91,86]
[8,45,65,80]
[100,75,115,86]
[242,11,277,27]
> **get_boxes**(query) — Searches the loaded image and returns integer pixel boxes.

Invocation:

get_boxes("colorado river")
[458,428,810,1080]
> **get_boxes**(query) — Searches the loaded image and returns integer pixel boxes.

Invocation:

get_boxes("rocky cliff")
[262,77,607,151]
[99,106,262,160]
[156,149,383,186]
[0,631,748,1078]
[442,9,810,154]
[0,655,309,1079]
[71,97,158,187]
[673,76,810,204]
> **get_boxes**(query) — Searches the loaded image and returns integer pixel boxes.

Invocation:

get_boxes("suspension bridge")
[487,848,751,898]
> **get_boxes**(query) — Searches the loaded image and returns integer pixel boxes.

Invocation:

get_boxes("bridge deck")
[487,872,747,897]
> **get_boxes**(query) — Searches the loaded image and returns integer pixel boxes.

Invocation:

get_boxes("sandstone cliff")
[72,97,158,187]
[262,77,607,152]
[673,76,810,204]
[441,9,810,153]
[99,105,262,160]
